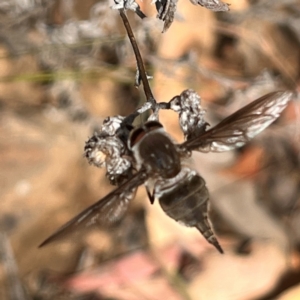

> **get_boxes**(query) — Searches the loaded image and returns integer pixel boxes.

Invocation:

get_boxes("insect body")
[39,91,292,252]
[129,121,223,252]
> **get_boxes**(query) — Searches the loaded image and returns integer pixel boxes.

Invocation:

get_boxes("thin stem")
[119,10,156,107]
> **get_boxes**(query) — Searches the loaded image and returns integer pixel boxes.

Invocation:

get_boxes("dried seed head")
[170,89,207,140]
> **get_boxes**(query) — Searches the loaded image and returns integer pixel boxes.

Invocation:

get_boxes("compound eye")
[128,121,163,149]
[129,127,146,148]
[144,121,163,131]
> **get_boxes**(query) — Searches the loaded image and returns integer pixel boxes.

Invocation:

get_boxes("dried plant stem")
[119,9,171,126]
[119,9,156,107]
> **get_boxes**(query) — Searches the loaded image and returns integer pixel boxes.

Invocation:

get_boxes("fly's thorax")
[129,122,181,178]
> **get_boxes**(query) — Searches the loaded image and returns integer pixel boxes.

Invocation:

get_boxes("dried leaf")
[190,0,230,11]
[155,0,178,32]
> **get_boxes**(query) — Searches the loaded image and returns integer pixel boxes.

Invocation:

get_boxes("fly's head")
[170,89,209,140]
[128,121,163,170]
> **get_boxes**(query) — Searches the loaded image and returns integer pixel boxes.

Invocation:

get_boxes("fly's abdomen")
[158,174,223,253]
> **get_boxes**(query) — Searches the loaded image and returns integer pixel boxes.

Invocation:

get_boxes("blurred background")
[0,0,300,299]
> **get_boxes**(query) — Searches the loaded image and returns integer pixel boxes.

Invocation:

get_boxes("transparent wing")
[180,91,293,153]
[39,171,147,247]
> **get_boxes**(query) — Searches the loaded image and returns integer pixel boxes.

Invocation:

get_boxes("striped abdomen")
[158,173,223,253]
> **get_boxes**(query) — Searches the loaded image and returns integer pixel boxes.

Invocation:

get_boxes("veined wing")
[180,91,293,153]
[39,170,147,247]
